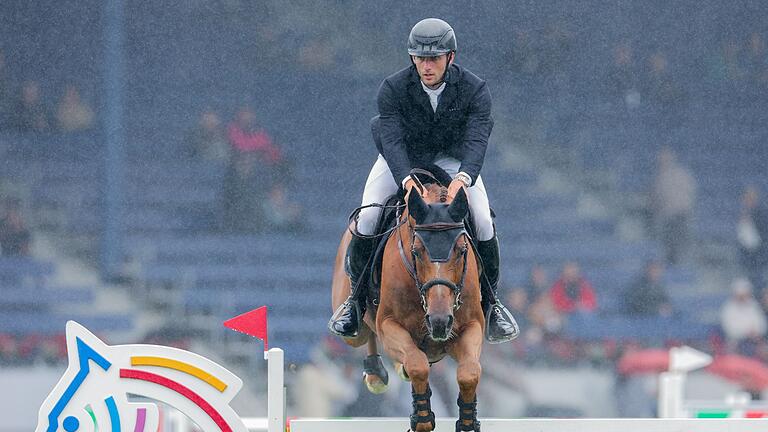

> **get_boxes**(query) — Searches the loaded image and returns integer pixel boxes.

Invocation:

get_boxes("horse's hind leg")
[362,334,389,394]
[449,323,484,432]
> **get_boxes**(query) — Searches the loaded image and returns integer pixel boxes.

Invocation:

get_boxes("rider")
[328,18,519,344]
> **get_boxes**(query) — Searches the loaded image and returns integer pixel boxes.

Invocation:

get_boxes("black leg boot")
[328,235,375,337]
[477,236,520,344]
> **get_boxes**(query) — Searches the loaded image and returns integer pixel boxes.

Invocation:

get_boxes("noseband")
[398,220,469,312]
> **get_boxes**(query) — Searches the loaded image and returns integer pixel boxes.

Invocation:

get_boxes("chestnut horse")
[331,180,485,432]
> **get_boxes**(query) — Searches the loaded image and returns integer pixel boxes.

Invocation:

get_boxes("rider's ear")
[447,188,468,222]
[408,190,429,223]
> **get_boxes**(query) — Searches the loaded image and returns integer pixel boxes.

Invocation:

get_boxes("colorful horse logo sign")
[36,321,248,432]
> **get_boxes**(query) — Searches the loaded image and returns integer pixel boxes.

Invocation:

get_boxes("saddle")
[354,166,492,312]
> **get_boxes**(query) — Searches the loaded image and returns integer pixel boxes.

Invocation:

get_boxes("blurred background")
[2,0,768,427]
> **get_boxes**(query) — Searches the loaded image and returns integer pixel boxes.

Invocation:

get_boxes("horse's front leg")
[449,322,483,432]
[379,317,435,432]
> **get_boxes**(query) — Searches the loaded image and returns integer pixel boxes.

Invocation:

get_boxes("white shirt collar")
[420,81,446,112]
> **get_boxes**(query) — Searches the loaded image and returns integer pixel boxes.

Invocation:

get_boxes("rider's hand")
[447,178,467,200]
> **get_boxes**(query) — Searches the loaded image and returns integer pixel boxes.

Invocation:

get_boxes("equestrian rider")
[328,18,519,344]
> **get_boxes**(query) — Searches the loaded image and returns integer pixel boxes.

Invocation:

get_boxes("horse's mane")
[421,183,449,204]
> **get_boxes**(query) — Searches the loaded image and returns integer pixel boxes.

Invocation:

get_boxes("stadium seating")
[7,0,758,365]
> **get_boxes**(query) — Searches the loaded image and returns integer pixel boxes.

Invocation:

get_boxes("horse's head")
[407,185,470,342]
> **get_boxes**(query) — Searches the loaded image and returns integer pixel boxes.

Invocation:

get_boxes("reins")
[347,202,407,239]
[348,168,470,312]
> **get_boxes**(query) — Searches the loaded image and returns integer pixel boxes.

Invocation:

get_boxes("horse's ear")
[447,188,469,222]
[408,190,429,223]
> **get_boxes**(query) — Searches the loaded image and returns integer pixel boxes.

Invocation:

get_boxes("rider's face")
[412,53,453,88]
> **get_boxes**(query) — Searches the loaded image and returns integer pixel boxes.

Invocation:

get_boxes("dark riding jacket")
[371,63,494,186]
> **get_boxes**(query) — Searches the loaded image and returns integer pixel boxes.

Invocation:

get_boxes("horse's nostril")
[446,315,454,330]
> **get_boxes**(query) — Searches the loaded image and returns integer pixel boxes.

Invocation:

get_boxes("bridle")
[398,217,469,312]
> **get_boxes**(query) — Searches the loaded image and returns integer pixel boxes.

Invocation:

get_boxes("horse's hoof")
[363,372,389,394]
[363,354,389,394]
[395,362,411,381]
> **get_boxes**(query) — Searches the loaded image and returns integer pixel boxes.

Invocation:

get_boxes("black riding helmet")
[407,18,457,57]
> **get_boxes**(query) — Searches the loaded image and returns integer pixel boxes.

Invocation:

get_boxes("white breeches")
[357,154,495,241]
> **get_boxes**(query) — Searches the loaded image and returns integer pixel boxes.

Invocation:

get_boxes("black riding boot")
[328,235,375,337]
[477,236,520,344]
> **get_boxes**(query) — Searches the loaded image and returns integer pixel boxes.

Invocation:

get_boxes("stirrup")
[327,296,362,337]
[484,301,520,344]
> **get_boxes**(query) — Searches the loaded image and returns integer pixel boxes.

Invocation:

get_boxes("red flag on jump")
[224,306,268,350]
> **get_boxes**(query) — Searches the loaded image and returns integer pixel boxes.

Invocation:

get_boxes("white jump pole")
[290,417,768,432]
[265,348,285,432]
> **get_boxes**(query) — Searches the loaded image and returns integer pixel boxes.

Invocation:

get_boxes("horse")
[331,176,485,432]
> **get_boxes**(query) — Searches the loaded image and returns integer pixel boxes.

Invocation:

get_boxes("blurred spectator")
[527,266,565,347]
[507,29,541,79]
[606,41,642,111]
[261,185,303,232]
[295,337,355,417]
[298,38,337,70]
[185,109,229,162]
[507,287,531,331]
[0,198,31,256]
[0,50,12,128]
[745,32,768,88]
[228,106,282,163]
[719,278,767,354]
[505,286,551,362]
[0,333,19,365]
[650,147,696,265]
[56,84,94,132]
[528,288,564,341]
[225,106,303,232]
[221,152,264,232]
[14,80,50,132]
[549,262,597,314]
[643,51,687,116]
[624,260,674,317]
[737,186,768,292]
[13,80,50,132]
[760,289,768,317]
[537,24,574,80]
[705,38,744,86]
[525,264,550,303]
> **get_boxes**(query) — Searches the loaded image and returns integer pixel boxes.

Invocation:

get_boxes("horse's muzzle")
[425,313,454,341]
